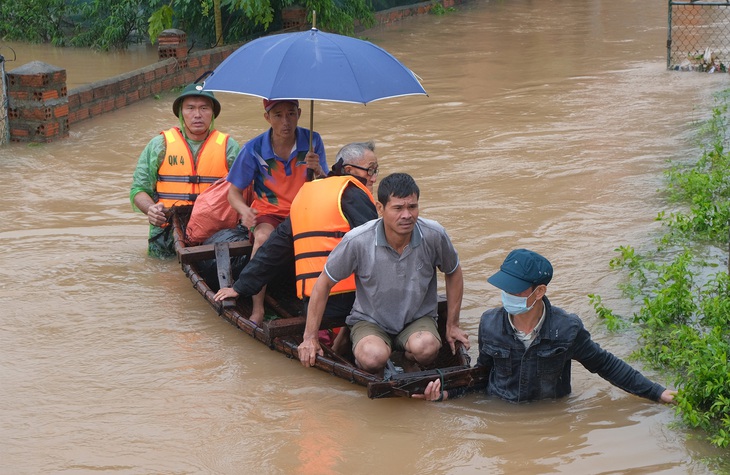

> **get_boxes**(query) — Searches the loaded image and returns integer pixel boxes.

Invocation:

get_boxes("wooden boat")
[171,205,487,398]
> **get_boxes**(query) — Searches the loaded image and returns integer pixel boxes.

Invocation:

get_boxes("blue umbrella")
[202,27,427,157]
[203,27,427,104]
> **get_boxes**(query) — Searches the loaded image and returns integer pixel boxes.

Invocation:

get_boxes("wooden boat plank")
[367,366,489,399]
[179,240,251,264]
[265,316,307,339]
[171,206,475,398]
[276,336,380,384]
[214,242,236,309]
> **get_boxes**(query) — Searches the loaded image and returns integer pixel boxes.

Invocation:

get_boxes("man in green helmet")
[130,83,241,258]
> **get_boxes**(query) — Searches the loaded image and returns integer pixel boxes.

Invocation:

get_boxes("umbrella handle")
[307,99,314,181]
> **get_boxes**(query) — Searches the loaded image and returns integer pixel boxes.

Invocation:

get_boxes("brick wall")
[5,61,69,142]
[5,29,239,143]
[63,51,238,126]
[4,0,464,143]
[364,0,464,29]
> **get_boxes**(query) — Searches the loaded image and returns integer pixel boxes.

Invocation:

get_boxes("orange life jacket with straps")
[290,176,375,299]
[155,127,230,207]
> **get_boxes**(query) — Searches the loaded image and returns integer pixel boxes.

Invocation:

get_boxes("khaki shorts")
[250,214,285,243]
[350,317,441,352]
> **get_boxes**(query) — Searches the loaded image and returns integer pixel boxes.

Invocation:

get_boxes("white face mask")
[500,288,538,315]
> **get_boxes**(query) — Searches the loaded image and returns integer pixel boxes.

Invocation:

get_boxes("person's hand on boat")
[147,202,168,227]
[304,151,325,178]
[411,378,448,402]
[297,336,323,367]
[445,325,470,355]
[214,287,239,301]
[239,206,258,229]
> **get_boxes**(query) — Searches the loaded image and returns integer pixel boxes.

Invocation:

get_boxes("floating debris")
[670,47,728,73]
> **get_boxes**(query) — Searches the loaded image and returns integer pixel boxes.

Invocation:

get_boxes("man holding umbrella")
[226,98,328,325]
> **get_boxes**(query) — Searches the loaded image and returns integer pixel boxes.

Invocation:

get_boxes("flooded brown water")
[0,42,159,89]
[2,0,729,473]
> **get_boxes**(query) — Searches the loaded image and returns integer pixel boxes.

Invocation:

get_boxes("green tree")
[214,0,224,45]
[2,0,374,50]
[148,0,374,46]
[148,0,272,47]
[0,0,69,46]
[295,0,375,35]
[70,0,153,49]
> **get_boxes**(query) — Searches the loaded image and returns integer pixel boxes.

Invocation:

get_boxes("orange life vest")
[156,127,230,207]
[290,176,375,298]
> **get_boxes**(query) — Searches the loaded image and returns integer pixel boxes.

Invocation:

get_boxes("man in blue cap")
[130,83,240,258]
[414,248,677,404]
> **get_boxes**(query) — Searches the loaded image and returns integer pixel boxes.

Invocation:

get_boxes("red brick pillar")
[158,29,188,67]
[6,61,69,143]
[282,6,307,30]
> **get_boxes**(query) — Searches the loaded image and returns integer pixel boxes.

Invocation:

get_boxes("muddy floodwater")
[1,0,729,473]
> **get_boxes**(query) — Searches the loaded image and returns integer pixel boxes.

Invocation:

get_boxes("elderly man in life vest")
[129,83,240,258]
[214,141,378,334]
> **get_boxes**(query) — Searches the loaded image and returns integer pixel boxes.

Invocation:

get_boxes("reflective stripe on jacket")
[156,128,229,207]
[290,176,375,298]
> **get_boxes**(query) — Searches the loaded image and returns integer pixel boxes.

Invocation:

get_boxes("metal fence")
[0,52,9,145]
[668,0,730,71]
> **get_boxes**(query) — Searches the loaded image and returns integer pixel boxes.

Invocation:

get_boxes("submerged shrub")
[594,93,730,449]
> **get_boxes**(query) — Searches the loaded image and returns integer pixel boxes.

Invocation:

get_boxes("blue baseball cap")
[487,249,553,294]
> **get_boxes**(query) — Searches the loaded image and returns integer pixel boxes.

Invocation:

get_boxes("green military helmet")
[172,83,221,118]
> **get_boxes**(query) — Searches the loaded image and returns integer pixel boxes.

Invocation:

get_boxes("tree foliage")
[0,0,69,46]
[148,0,374,46]
[296,0,375,35]
[69,0,153,49]
[2,0,375,50]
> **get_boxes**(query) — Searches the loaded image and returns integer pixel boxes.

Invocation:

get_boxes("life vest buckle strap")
[158,174,200,184]
[293,230,346,240]
[296,271,322,281]
[294,251,330,261]
[156,191,199,201]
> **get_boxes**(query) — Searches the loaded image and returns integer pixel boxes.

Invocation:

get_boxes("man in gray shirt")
[298,173,470,376]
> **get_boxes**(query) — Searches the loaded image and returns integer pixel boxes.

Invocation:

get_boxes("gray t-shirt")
[323,217,460,334]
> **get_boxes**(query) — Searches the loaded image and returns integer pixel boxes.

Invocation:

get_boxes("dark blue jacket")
[453,297,665,403]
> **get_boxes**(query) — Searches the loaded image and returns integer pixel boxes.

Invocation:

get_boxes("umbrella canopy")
[203,27,427,104]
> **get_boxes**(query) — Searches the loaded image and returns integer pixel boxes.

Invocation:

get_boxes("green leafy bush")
[594,93,730,450]
[2,0,375,50]
[148,0,374,46]
[70,0,152,49]
[0,0,69,46]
